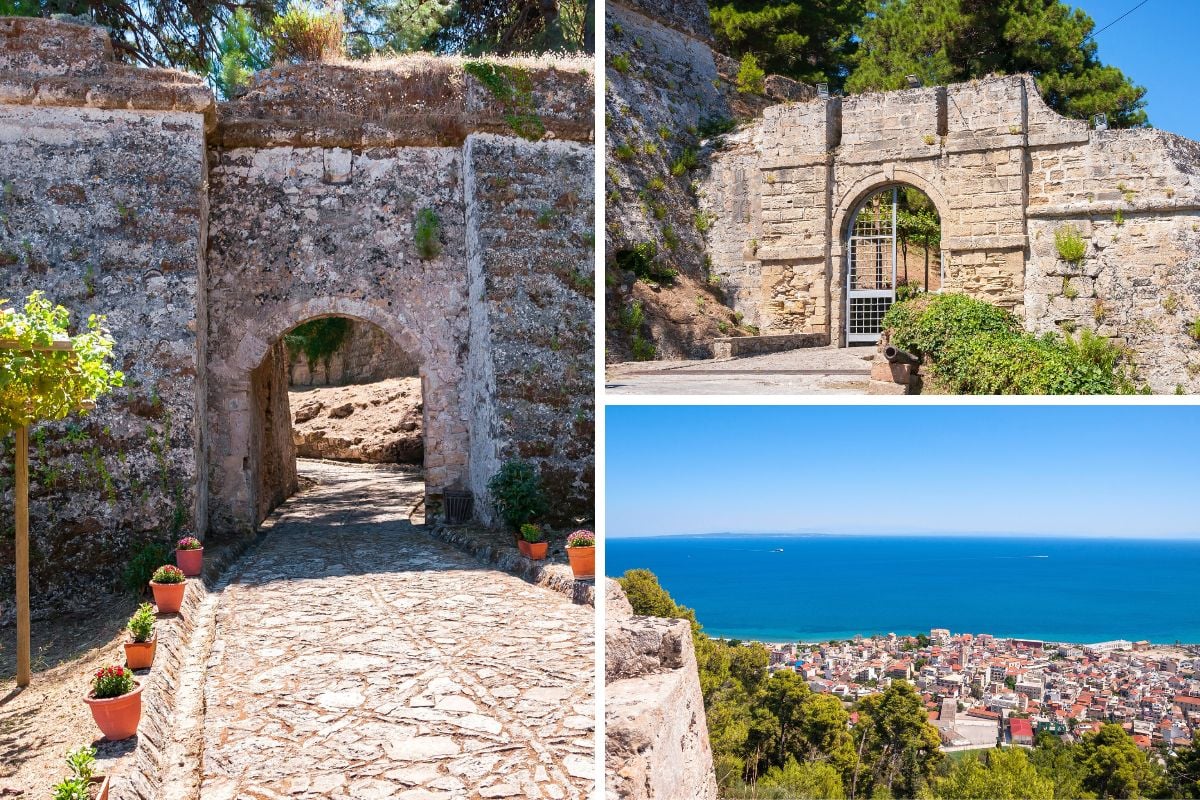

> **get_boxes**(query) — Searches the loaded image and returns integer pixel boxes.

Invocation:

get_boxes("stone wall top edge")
[609,0,715,47]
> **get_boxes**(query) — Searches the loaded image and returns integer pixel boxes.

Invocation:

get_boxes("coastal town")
[761,630,1200,753]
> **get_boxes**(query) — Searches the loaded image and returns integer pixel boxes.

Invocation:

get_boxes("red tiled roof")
[1009,718,1034,738]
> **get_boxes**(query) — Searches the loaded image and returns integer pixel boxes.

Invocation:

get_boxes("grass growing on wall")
[463,61,545,141]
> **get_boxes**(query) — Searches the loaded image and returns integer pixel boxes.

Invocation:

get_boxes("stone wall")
[0,18,212,621]
[605,581,718,799]
[0,18,594,619]
[701,74,1200,392]
[288,319,418,386]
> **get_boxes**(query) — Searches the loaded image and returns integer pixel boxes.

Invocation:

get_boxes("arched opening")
[248,314,425,525]
[844,184,943,344]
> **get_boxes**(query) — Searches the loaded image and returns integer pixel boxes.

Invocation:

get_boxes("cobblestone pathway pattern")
[199,461,595,799]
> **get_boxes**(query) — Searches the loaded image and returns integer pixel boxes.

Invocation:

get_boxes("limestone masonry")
[0,17,594,621]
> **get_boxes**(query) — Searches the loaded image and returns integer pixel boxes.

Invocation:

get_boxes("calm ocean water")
[606,535,1200,644]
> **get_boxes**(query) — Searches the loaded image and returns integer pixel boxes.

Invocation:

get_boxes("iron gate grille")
[846,187,898,344]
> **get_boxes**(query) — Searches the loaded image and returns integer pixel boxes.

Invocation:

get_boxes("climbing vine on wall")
[284,317,351,372]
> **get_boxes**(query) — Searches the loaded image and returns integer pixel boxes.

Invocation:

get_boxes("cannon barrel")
[884,345,920,365]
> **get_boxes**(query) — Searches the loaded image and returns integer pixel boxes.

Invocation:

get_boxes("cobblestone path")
[198,461,595,799]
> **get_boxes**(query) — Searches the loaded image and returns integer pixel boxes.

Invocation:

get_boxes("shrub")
[121,541,170,595]
[176,536,201,550]
[91,665,134,699]
[151,564,185,584]
[631,334,656,361]
[566,530,595,548]
[51,746,96,800]
[1055,224,1087,265]
[615,242,677,284]
[265,2,345,63]
[670,148,698,176]
[487,460,548,531]
[414,207,442,259]
[895,279,924,302]
[618,300,644,333]
[736,53,766,95]
[613,143,635,160]
[882,293,1018,358]
[127,602,156,643]
[519,523,544,543]
[610,53,630,73]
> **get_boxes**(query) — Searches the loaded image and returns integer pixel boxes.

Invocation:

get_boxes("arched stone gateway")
[702,75,1200,391]
[0,17,594,617]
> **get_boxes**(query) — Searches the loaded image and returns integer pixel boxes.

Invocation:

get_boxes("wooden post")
[15,423,29,687]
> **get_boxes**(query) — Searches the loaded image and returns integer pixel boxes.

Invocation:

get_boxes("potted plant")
[487,460,548,547]
[83,666,143,741]
[123,602,156,670]
[51,746,109,800]
[149,564,186,614]
[565,530,595,579]
[520,523,547,560]
[175,535,203,577]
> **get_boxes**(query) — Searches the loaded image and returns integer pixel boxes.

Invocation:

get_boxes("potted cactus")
[175,535,203,577]
[520,523,548,560]
[565,530,595,579]
[149,564,186,614]
[83,666,143,741]
[51,746,109,800]
[123,602,156,670]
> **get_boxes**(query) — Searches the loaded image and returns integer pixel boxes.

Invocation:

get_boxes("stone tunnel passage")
[199,460,595,799]
[250,316,427,527]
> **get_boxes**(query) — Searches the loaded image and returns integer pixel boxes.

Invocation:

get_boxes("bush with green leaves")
[151,564,186,584]
[882,292,1018,358]
[414,207,442,259]
[487,460,548,531]
[51,746,97,800]
[736,53,766,95]
[91,665,134,699]
[127,602,156,643]
[519,523,544,543]
[121,541,170,595]
[1055,224,1087,265]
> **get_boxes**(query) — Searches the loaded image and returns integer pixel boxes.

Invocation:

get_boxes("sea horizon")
[607,533,1200,645]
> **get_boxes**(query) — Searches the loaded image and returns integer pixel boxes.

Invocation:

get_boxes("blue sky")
[606,406,1200,539]
[1072,0,1200,139]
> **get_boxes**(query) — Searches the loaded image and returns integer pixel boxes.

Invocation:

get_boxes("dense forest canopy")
[0,0,593,97]
[709,0,1149,127]
[619,568,1200,798]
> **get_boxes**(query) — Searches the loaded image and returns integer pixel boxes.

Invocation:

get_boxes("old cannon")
[884,345,920,366]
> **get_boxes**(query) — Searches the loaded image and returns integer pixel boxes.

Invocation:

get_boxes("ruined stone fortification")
[288,319,417,386]
[0,17,594,621]
[609,3,1200,391]
[605,580,718,800]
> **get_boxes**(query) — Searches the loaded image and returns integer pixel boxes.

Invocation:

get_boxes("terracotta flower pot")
[526,541,548,560]
[566,546,595,579]
[124,634,156,670]
[150,580,185,614]
[84,681,143,741]
[91,775,111,800]
[517,539,530,556]
[175,546,203,577]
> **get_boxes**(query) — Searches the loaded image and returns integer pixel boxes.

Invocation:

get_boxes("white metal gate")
[846,187,898,344]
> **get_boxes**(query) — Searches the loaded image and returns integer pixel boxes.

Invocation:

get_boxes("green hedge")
[881,293,1135,395]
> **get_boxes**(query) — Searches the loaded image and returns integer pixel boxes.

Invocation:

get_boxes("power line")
[1087,0,1153,41]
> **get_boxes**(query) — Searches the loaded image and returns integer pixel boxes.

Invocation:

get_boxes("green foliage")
[615,242,677,284]
[882,292,1018,358]
[0,292,124,436]
[151,564,185,584]
[486,460,548,531]
[611,53,631,73]
[670,148,699,176]
[847,0,1148,128]
[1078,724,1163,798]
[342,0,455,57]
[933,329,1122,394]
[698,117,737,138]
[631,335,656,361]
[736,52,766,94]
[1189,317,1200,342]
[209,8,270,99]
[758,757,847,798]
[463,61,545,141]
[519,522,544,543]
[265,1,345,63]
[429,0,592,55]
[127,602,156,643]
[618,300,644,334]
[51,745,97,800]
[895,279,924,302]
[284,317,351,372]
[91,665,134,699]
[710,0,865,91]
[613,143,636,160]
[1055,224,1087,265]
[852,681,944,798]
[413,207,443,259]
[122,541,169,595]
[936,747,1053,799]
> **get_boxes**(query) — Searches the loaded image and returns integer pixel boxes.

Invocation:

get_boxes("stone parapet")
[712,332,829,359]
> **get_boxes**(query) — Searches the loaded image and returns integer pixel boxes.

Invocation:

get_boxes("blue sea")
[606,535,1200,644]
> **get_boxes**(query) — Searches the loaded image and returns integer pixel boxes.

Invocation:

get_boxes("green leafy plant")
[670,148,698,176]
[631,334,656,361]
[697,117,736,138]
[413,207,442,259]
[610,53,630,73]
[91,665,134,699]
[736,53,766,94]
[127,602,156,643]
[284,316,350,372]
[618,300,644,333]
[1055,224,1086,266]
[122,541,170,595]
[51,746,97,800]
[1062,277,1079,299]
[519,523,544,543]
[613,143,635,160]
[646,177,666,192]
[151,564,186,584]
[487,460,548,531]
[895,279,924,302]
[463,61,544,141]
[615,242,677,284]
